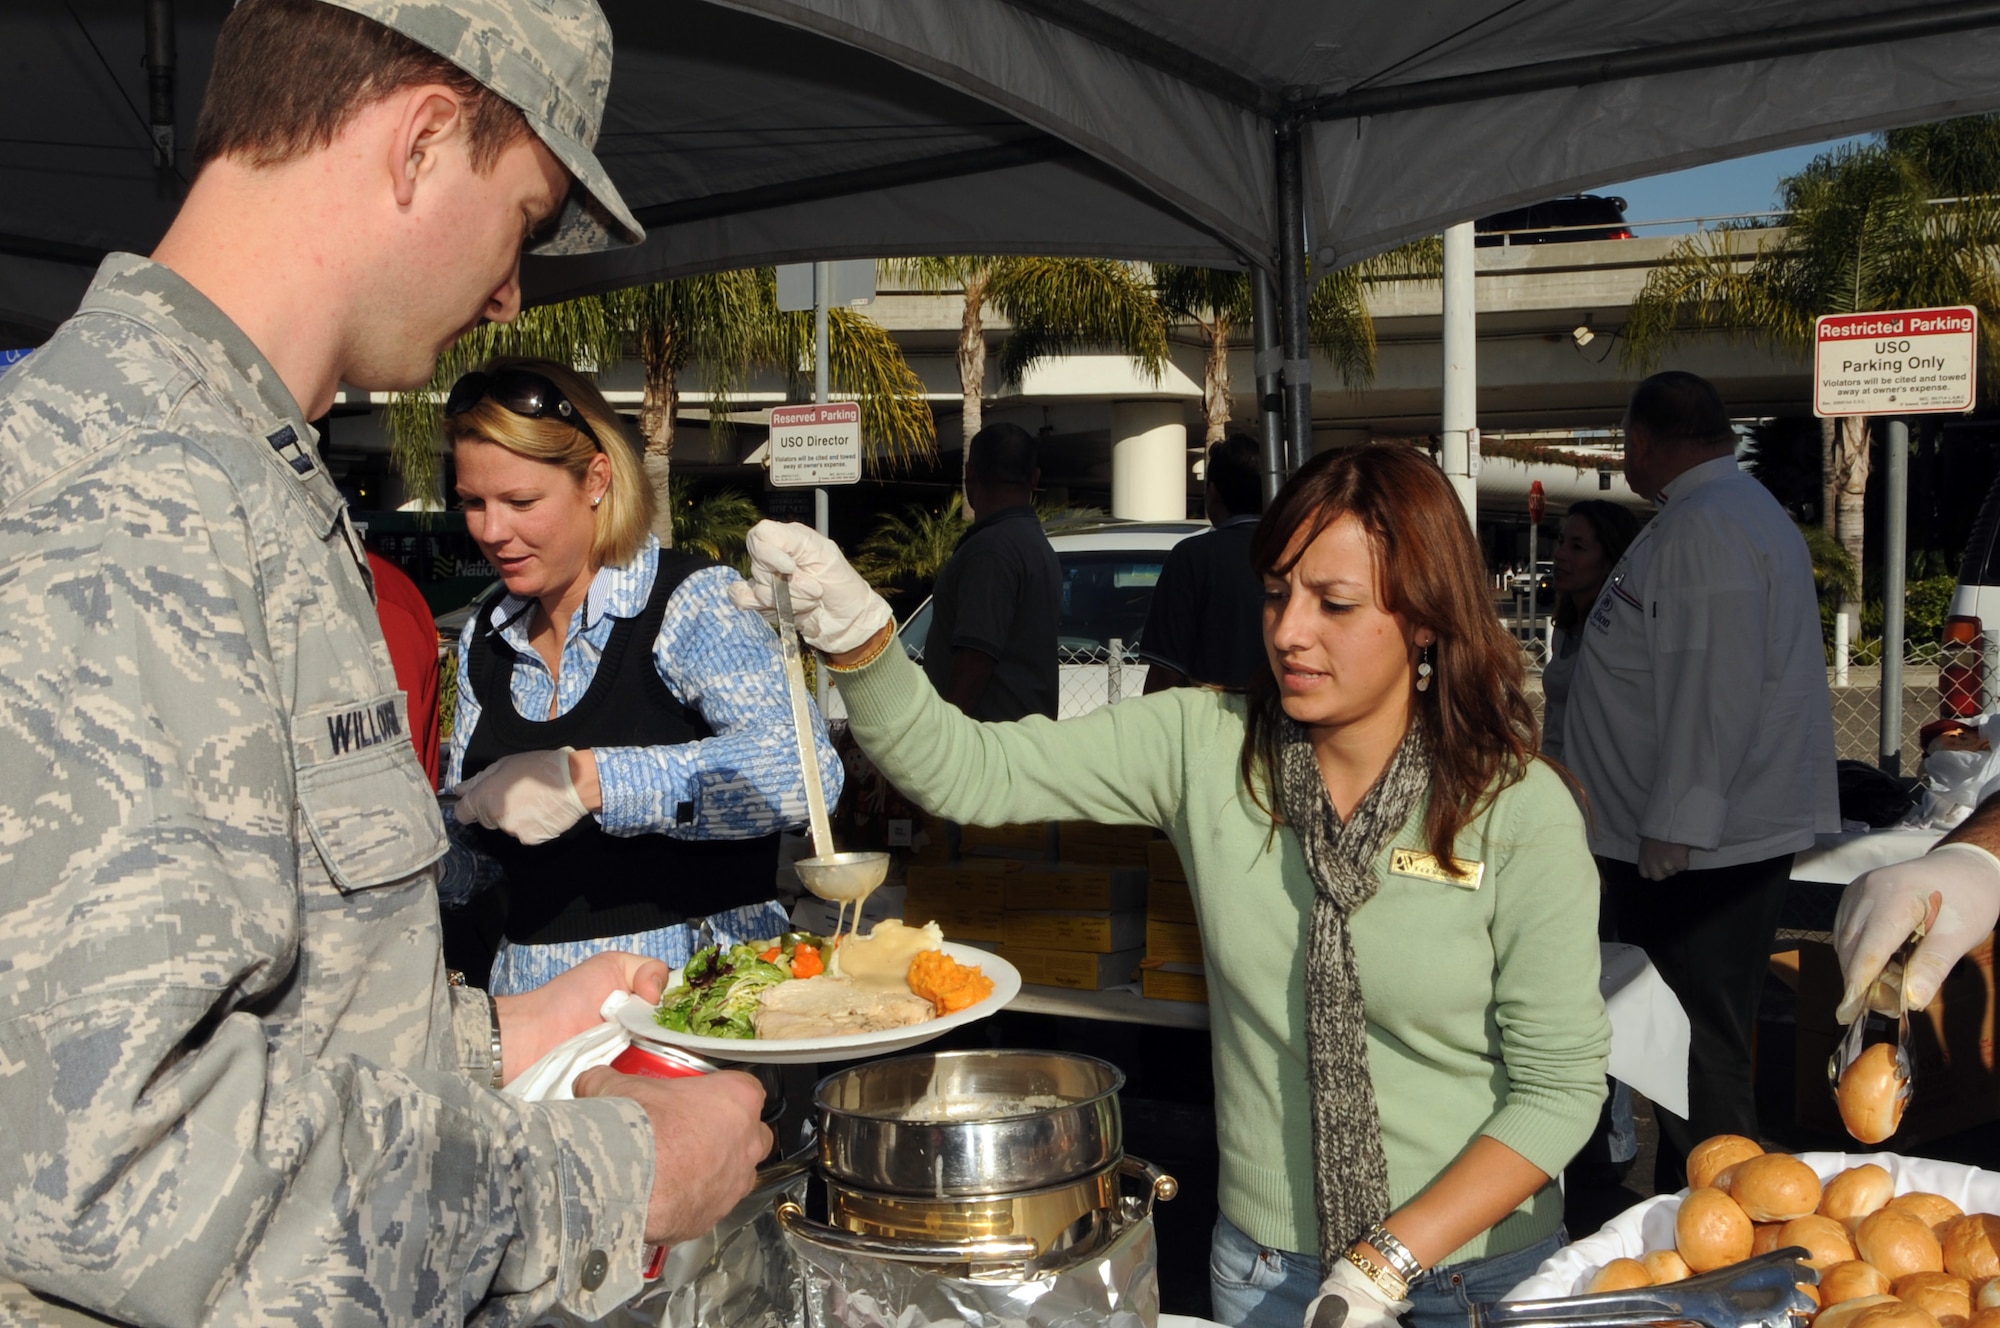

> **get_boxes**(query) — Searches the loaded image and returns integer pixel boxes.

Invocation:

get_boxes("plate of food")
[618,920,1022,1065]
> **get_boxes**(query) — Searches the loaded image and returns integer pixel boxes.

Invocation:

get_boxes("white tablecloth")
[1790,827,1942,884]
[1600,942,1689,1119]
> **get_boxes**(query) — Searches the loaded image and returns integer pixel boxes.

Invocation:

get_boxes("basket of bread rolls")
[1506,1135,2000,1325]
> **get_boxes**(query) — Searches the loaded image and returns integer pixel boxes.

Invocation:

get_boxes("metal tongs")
[1826,924,1921,1114]
[1470,1248,1818,1328]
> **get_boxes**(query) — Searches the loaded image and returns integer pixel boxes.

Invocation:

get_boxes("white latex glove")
[1637,837,1691,881]
[454,747,589,846]
[1303,1256,1411,1328]
[1835,842,2000,1023]
[728,520,893,655]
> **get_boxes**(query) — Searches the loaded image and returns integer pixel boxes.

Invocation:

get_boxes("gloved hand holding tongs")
[1835,841,2000,1025]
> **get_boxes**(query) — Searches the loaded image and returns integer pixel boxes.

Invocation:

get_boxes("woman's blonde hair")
[443,356,655,569]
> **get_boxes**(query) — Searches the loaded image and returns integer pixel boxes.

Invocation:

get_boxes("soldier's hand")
[572,1066,772,1245]
[494,951,672,1080]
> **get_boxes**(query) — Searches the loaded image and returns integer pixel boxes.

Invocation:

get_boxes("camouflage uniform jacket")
[0,256,654,1326]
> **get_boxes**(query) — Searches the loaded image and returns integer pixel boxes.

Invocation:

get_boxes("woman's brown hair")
[1239,444,1541,868]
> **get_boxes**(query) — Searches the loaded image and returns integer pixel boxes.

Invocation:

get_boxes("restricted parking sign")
[767,402,862,487]
[1814,306,1977,417]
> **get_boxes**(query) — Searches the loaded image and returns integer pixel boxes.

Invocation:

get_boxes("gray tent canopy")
[6,2,2000,385]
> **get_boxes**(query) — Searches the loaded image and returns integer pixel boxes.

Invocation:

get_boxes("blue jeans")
[1209,1214,1566,1328]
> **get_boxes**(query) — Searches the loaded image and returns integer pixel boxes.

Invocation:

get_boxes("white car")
[879,519,1208,720]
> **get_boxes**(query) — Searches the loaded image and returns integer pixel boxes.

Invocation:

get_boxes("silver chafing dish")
[779,1049,1176,1328]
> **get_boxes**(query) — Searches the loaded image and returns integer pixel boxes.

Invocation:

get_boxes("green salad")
[654,933,826,1039]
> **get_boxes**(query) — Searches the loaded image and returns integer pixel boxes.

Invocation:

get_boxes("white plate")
[617,942,1023,1065]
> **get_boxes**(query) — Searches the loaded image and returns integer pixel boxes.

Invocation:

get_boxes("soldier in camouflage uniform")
[0,1,771,1324]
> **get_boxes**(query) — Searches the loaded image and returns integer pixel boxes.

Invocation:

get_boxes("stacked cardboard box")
[998,862,1148,991]
[1140,839,1207,1002]
[901,859,1018,943]
[1057,822,1155,867]
[960,821,1058,861]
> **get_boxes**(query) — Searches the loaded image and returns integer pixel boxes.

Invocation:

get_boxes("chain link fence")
[1509,611,1975,773]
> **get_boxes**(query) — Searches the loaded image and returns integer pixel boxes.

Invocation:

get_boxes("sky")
[1596,134,1872,233]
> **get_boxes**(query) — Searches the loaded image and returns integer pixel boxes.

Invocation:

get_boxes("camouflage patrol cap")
[316,0,642,255]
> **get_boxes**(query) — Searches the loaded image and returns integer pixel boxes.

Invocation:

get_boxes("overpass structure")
[327,228,1807,547]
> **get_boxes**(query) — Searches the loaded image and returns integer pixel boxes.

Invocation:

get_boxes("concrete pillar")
[1439,220,1478,528]
[1110,401,1187,520]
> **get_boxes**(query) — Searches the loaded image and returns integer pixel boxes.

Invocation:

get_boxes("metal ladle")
[773,575,889,906]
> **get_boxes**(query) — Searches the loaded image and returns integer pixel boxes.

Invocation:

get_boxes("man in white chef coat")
[1565,371,1840,1190]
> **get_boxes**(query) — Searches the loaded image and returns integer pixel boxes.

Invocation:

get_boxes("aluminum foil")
[787,1212,1160,1328]
[541,1171,810,1328]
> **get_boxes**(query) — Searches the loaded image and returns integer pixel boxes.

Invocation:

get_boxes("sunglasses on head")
[445,369,601,450]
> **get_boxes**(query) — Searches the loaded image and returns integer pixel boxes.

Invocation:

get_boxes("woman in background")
[439,357,838,994]
[738,446,1608,1328]
[1540,500,1640,764]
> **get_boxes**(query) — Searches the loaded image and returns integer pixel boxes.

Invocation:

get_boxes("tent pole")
[1881,417,1909,776]
[1250,265,1284,505]
[1276,120,1313,475]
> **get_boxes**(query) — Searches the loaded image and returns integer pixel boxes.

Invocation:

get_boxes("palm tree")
[883,256,1168,518]
[602,272,766,546]
[387,270,937,536]
[668,484,762,573]
[852,493,965,595]
[386,295,623,511]
[1623,116,2000,635]
[1155,240,1443,443]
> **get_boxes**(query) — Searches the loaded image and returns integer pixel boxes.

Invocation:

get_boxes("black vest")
[462,551,782,945]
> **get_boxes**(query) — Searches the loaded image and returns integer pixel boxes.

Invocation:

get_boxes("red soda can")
[609,1042,720,1278]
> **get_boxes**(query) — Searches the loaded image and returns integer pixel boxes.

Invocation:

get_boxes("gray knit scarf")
[1278,717,1433,1269]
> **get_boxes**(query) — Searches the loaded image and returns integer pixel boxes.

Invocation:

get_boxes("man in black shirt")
[923,423,1063,720]
[1140,433,1265,692]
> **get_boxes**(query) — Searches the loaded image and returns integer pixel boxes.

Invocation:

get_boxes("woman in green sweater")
[735,447,1609,1328]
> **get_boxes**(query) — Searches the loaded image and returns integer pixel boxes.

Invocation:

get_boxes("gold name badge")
[1388,848,1485,890]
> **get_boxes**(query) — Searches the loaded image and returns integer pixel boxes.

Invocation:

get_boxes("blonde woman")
[440,357,839,994]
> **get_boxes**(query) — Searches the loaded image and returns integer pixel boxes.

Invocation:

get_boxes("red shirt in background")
[367,551,442,788]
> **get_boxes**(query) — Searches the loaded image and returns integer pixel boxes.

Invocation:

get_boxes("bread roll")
[1586,1258,1653,1293]
[1779,1214,1857,1270]
[1968,1310,2000,1328]
[1687,1134,1765,1191]
[1821,1165,1897,1222]
[1732,1153,1825,1222]
[1857,1208,1946,1280]
[1643,1249,1693,1285]
[1799,1283,1823,1309]
[1821,1260,1895,1304]
[1679,1186,1756,1272]
[1816,1294,1901,1328]
[1976,1276,2000,1310]
[1891,1195,1969,1231]
[1896,1272,1974,1324]
[1846,1300,1945,1328]
[1943,1216,2000,1282]
[1838,1042,1909,1144]
[1753,1222,1785,1256]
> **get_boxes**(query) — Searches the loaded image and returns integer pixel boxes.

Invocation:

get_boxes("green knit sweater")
[837,644,1610,1264]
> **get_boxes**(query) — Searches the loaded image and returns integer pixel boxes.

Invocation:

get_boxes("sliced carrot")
[761,946,783,963]
[790,943,823,979]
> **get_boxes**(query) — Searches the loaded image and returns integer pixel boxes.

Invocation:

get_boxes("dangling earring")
[1416,642,1435,693]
